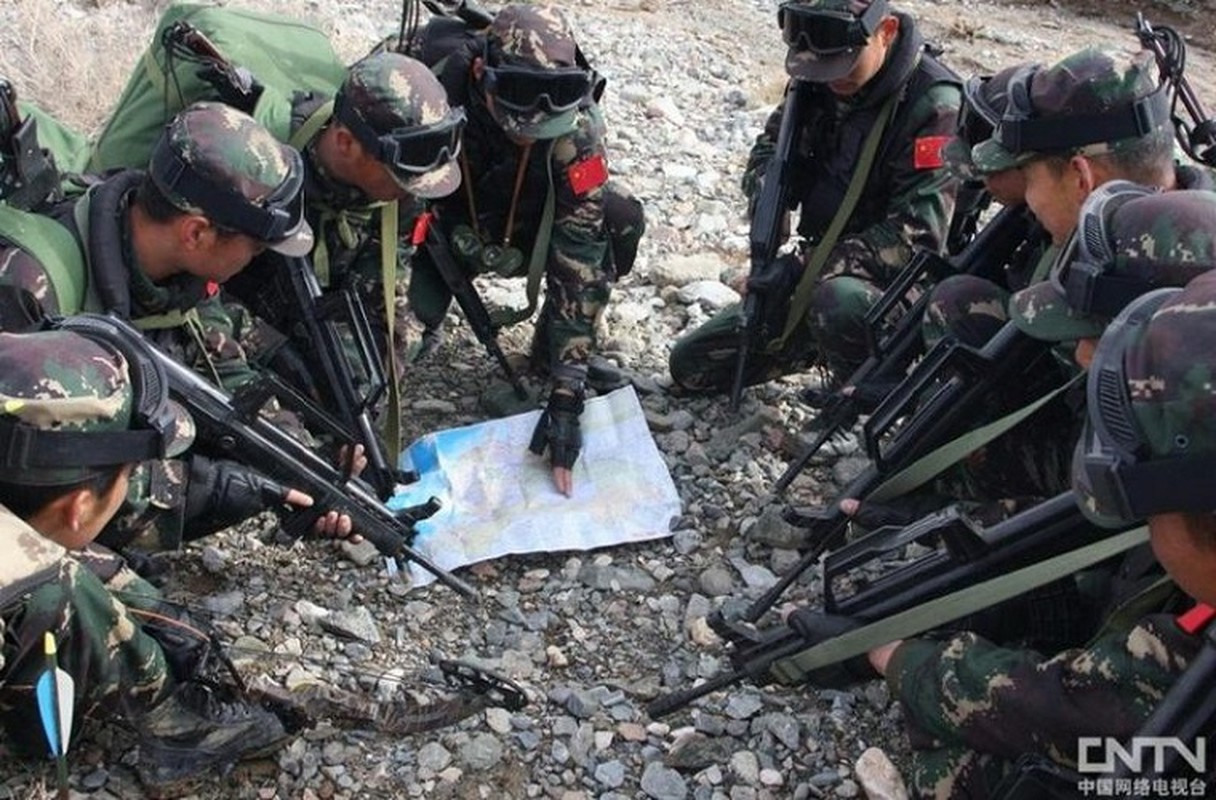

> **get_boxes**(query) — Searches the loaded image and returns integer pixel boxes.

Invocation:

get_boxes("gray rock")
[595,760,627,789]
[412,398,458,414]
[727,556,778,591]
[319,605,381,644]
[730,751,760,785]
[338,538,381,567]
[672,529,703,555]
[697,566,735,597]
[676,280,739,309]
[200,545,227,574]
[459,733,504,771]
[649,253,729,288]
[724,693,764,720]
[201,590,244,618]
[417,742,452,772]
[641,761,689,800]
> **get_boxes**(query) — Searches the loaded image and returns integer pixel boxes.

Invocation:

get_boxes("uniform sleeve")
[0,560,173,747]
[193,292,261,393]
[542,112,613,367]
[886,612,1196,762]
[100,460,188,553]
[741,100,786,202]
[822,82,961,285]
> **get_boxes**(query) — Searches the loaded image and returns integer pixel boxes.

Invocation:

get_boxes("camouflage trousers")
[668,274,885,393]
[908,744,1011,799]
[408,182,645,371]
[0,546,174,755]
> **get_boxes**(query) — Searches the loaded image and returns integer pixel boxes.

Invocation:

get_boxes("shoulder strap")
[289,99,335,151]
[0,204,86,313]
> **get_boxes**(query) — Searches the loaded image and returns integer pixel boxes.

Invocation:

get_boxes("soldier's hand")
[867,641,903,678]
[280,488,364,544]
[185,456,294,539]
[529,375,585,498]
[336,443,368,480]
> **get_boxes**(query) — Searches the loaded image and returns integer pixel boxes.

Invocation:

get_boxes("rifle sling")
[769,525,1149,685]
[772,89,899,350]
[867,371,1084,504]
[380,199,402,466]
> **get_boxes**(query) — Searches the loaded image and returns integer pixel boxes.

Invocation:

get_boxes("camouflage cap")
[485,5,586,140]
[972,47,1167,174]
[335,52,461,199]
[782,0,885,83]
[1072,270,1216,525]
[943,63,1038,179]
[1011,185,1216,341]
[151,102,314,257]
[0,329,194,487]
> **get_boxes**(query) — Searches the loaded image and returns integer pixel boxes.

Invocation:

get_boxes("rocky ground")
[1,0,1214,798]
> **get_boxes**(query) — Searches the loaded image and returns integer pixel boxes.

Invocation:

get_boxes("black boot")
[136,682,293,798]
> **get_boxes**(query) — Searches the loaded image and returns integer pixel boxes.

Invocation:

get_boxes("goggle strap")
[1064,267,1157,319]
[999,85,1171,153]
[333,90,388,162]
[1119,454,1216,517]
[0,416,165,470]
[149,137,294,242]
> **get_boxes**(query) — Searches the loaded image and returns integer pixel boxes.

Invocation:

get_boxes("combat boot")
[136,681,294,798]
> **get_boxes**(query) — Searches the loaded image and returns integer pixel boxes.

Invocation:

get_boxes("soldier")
[668,0,961,397]
[0,326,293,795]
[0,101,357,553]
[402,3,646,497]
[863,189,1216,799]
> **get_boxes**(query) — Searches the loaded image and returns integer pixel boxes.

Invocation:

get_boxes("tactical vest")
[796,15,960,238]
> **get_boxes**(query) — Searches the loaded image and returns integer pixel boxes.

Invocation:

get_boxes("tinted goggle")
[0,315,180,479]
[1078,287,1215,523]
[482,53,594,115]
[778,0,887,54]
[997,65,1172,155]
[149,133,306,244]
[1051,180,1159,318]
[334,92,466,175]
[957,76,998,147]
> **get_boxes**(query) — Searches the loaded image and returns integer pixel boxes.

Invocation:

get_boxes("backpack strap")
[0,203,86,314]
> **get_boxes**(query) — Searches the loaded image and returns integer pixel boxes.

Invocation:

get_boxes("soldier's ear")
[876,16,899,45]
[177,215,216,252]
[31,487,92,550]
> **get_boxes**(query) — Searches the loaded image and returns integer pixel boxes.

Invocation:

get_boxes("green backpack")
[89,2,348,172]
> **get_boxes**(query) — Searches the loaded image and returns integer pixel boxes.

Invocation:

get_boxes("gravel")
[1,1,1213,798]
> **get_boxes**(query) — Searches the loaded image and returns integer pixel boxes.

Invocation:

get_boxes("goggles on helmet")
[482,44,595,115]
[1051,180,1160,319]
[957,76,998,147]
[334,92,466,175]
[1078,287,1215,523]
[0,315,180,481]
[778,0,888,54]
[149,132,306,245]
[997,66,1172,155]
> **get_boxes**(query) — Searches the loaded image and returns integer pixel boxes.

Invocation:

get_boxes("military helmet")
[0,323,194,487]
[1072,270,1216,525]
[1010,183,1216,341]
[334,51,464,199]
[483,4,596,140]
[149,101,313,257]
[780,0,889,83]
[943,63,1039,179]
[972,47,1171,174]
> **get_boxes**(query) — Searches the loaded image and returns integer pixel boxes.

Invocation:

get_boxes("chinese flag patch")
[411,211,433,246]
[567,154,609,196]
[914,135,951,169]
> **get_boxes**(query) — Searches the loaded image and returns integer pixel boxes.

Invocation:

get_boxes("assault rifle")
[0,79,59,211]
[225,252,412,501]
[774,202,1035,493]
[1137,14,1216,168]
[58,313,477,600]
[750,320,1067,623]
[648,493,1133,718]
[423,217,528,399]
[729,79,813,412]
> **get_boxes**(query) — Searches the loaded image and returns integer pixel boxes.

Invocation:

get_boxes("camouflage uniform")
[669,0,960,390]
[0,102,310,551]
[884,190,1216,800]
[0,328,194,752]
[405,4,646,376]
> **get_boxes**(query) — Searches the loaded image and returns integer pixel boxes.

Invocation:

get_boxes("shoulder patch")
[567,154,609,196]
[914,135,951,170]
[205,281,220,297]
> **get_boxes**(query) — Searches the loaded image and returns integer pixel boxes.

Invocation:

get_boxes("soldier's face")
[58,464,133,550]
[198,231,268,283]
[1021,158,1087,245]
[825,17,897,97]
[1148,512,1216,606]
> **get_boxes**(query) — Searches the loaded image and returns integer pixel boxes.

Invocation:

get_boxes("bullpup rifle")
[58,313,477,601]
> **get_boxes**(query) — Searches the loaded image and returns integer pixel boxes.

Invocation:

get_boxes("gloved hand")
[183,455,290,540]
[196,63,264,113]
[529,365,586,496]
[786,609,879,688]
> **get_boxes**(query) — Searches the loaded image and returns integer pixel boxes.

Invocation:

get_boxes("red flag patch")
[411,211,433,246]
[914,135,951,169]
[567,154,609,196]
[205,280,220,297]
